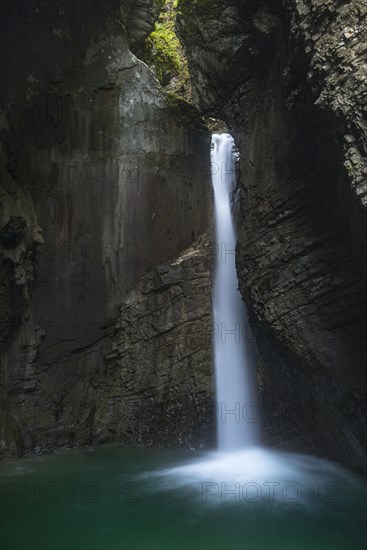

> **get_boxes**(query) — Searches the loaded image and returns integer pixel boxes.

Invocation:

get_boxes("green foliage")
[142,0,192,100]
[146,21,180,82]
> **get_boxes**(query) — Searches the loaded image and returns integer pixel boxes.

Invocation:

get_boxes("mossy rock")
[141,0,192,100]
[163,91,208,131]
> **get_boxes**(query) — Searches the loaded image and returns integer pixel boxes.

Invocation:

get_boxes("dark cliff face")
[1,0,366,471]
[0,0,213,456]
[177,0,367,472]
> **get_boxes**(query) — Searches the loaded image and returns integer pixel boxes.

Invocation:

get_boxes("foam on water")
[139,135,367,516]
[141,447,365,512]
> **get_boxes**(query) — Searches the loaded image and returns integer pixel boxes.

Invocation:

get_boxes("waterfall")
[140,135,366,527]
[211,133,259,450]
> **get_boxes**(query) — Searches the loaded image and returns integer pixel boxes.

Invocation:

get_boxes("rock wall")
[2,240,214,456]
[177,0,367,472]
[0,0,213,456]
[2,0,366,470]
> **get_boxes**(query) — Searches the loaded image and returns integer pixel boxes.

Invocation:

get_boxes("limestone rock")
[0,242,214,457]
[177,0,367,472]
[0,0,213,456]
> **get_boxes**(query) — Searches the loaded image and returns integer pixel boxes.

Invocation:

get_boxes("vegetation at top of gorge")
[141,0,192,101]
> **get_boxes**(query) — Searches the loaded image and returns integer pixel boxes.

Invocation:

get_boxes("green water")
[0,445,366,550]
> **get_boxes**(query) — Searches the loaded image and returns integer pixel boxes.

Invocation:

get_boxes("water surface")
[1,445,366,550]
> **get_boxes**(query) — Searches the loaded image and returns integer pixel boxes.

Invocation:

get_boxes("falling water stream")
[211,133,258,450]
[1,135,366,550]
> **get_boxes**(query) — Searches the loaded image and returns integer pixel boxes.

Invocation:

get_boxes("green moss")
[164,90,190,108]
[163,91,207,131]
[141,0,192,101]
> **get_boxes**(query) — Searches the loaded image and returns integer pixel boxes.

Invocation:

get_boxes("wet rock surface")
[1,241,214,457]
[0,0,213,456]
[177,0,367,472]
[1,0,366,472]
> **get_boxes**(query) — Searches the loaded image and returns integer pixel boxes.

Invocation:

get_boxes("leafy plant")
[142,0,192,100]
